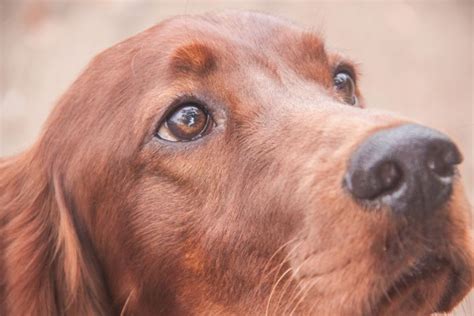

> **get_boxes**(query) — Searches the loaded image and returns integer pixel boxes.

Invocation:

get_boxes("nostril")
[427,157,453,178]
[345,161,403,201]
[426,141,463,178]
[377,162,402,194]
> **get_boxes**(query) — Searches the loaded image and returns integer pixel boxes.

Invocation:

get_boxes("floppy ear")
[0,154,112,315]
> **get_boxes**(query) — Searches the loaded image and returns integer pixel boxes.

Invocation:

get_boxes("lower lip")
[375,257,451,315]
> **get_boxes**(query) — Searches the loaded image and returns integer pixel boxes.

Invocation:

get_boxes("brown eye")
[334,72,357,106]
[156,104,211,142]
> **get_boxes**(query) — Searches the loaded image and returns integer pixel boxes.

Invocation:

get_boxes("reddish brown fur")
[1,12,472,315]
[171,42,216,75]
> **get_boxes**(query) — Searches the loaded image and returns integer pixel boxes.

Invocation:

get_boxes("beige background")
[1,0,472,314]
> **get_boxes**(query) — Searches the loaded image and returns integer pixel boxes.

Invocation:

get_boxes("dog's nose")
[344,124,462,214]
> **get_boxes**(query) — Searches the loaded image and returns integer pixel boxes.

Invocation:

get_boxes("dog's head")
[1,12,472,315]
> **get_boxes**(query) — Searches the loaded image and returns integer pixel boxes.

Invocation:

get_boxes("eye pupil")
[156,101,214,142]
[166,105,208,141]
[174,107,198,127]
[334,73,348,88]
[333,71,357,106]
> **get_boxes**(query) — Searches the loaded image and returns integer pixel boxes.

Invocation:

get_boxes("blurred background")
[0,0,472,314]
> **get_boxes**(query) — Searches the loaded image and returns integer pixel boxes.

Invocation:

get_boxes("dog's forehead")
[151,13,333,95]
[157,12,328,69]
[161,11,304,45]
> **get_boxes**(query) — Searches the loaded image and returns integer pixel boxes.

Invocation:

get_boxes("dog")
[1,11,472,315]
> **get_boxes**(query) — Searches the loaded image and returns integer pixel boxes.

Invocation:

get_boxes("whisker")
[288,278,319,316]
[257,236,300,289]
[261,240,304,294]
[265,266,294,316]
[274,256,312,313]
[262,239,305,315]
[120,289,135,316]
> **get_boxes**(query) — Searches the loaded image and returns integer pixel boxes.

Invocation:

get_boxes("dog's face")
[25,12,472,315]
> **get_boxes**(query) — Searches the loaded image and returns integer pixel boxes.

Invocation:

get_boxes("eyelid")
[156,121,179,142]
[333,63,357,84]
[157,95,207,127]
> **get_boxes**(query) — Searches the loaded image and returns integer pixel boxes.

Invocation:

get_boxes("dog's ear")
[0,154,112,315]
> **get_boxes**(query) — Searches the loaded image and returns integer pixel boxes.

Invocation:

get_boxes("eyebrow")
[300,33,326,62]
[170,42,216,76]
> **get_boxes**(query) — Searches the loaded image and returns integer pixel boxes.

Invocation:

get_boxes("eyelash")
[333,64,357,84]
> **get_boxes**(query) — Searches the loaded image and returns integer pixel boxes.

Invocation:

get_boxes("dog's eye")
[334,72,357,106]
[156,104,211,142]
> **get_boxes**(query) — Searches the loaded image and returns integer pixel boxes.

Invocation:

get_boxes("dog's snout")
[344,124,462,214]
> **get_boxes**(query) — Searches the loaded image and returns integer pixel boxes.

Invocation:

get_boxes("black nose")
[345,124,462,214]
